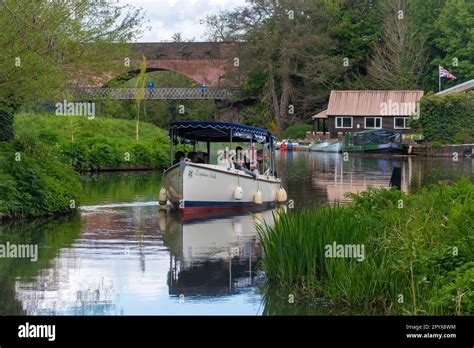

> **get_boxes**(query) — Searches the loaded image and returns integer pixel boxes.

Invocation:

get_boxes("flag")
[439,66,456,80]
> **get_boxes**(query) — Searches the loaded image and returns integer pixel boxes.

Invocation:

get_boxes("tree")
[172,32,183,42]
[432,0,474,89]
[203,0,340,131]
[329,0,382,81]
[366,0,429,89]
[133,56,147,141]
[0,0,144,142]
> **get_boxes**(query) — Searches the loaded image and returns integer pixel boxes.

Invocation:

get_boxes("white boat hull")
[164,162,282,213]
[310,141,342,153]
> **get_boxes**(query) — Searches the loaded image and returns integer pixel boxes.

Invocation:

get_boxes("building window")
[336,117,353,128]
[394,117,410,129]
[364,117,382,129]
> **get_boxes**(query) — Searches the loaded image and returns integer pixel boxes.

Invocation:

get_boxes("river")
[0,152,472,315]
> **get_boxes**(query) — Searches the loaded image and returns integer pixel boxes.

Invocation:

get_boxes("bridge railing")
[69,87,240,100]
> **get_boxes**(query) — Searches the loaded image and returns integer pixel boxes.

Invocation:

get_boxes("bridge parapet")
[71,87,240,100]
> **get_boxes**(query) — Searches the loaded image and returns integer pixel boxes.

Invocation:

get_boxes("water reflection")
[278,152,474,207]
[164,209,277,297]
[1,153,473,315]
[6,200,277,315]
[0,216,82,315]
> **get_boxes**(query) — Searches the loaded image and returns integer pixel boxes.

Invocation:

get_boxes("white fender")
[234,185,243,200]
[159,187,167,205]
[276,187,287,202]
[254,190,263,204]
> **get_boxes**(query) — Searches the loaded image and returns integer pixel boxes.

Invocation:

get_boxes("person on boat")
[250,164,259,176]
[196,151,206,163]
[234,146,257,177]
[234,146,245,169]
[186,152,198,163]
[173,151,185,165]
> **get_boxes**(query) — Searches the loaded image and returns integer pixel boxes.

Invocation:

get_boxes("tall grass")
[257,179,474,315]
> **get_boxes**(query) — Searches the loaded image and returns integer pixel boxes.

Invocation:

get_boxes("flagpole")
[438,65,441,92]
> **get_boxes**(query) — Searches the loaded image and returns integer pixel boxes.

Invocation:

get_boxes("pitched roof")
[436,79,474,95]
[326,90,424,116]
[312,109,328,119]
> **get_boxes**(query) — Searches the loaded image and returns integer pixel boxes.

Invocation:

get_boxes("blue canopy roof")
[169,121,275,143]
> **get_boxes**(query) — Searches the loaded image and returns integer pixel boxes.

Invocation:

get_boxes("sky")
[119,0,247,42]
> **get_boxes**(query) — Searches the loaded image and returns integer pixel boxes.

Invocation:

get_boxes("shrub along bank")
[0,142,81,220]
[1,114,170,220]
[257,179,474,315]
[412,92,474,144]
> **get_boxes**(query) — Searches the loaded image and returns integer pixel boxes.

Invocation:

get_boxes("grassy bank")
[257,179,474,315]
[0,142,81,220]
[14,114,170,171]
[1,114,169,220]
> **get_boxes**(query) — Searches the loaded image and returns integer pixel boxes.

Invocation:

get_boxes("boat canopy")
[351,128,402,146]
[169,121,275,143]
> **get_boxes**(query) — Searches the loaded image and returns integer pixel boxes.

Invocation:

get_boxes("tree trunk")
[0,112,14,142]
[279,76,291,130]
[136,104,140,141]
[267,62,282,130]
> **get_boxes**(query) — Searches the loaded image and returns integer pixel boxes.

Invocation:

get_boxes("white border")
[364,117,382,129]
[335,116,353,129]
[394,117,410,129]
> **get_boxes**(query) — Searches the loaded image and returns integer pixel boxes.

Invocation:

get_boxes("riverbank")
[1,114,170,220]
[14,114,170,171]
[0,142,82,220]
[257,179,474,315]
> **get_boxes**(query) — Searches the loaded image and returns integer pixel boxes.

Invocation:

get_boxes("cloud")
[119,0,247,42]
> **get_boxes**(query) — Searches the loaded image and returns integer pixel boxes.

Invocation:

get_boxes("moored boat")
[162,121,287,214]
[310,141,342,153]
[342,129,403,153]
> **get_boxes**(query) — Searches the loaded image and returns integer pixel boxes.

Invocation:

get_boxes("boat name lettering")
[193,168,216,179]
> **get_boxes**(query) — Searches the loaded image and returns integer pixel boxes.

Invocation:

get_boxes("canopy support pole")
[271,138,275,177]
[170,129,174,167]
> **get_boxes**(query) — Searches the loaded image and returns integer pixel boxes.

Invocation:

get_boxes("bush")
[411,93,474,144]
[0,142,82,220]
[279,123,313,140]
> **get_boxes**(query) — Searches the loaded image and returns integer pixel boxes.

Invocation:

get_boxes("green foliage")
[431,0,474,90]
[411,93,474,144]
[14,114,170,171]
[258,179,474,315]
[3,113,169,220]
[0,142,81,220]
[430,262,474,315]
[279,123,313,140]
[0,0,144,142]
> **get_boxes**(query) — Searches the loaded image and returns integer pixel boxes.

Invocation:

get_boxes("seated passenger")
[233,146,245,170]
[250,164,259,176]
[196,151,206,163]
[173,151,185,165]
[186,151,198,163]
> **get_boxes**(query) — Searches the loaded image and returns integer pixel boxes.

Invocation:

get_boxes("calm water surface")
[1,153,473,315]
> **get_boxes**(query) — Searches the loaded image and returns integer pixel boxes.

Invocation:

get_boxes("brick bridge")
[126,42,242,87]
[74,42,244,100]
